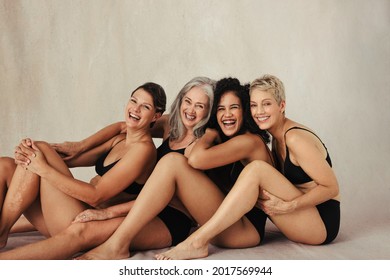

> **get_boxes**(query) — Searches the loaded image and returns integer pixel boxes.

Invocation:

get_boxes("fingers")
[14,139,36,165]
[50,142,74,160]
[73,213,89,223]
[30,140,40,152]
[50,143,64,154]
[21,138,33,148]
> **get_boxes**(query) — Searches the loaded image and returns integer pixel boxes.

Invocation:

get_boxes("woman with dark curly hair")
[76,77,274,260]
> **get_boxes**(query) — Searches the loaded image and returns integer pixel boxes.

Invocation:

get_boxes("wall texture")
[1,0,389,225]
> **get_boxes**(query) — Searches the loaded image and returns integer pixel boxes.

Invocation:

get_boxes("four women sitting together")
[0,74,340,260]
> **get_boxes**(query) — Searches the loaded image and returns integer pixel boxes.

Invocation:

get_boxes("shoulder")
[285,127,319,156]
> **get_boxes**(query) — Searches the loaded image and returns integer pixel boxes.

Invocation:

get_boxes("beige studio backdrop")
[1,0,389,250]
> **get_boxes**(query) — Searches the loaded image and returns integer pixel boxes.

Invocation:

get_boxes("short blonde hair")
[250,74,285,105]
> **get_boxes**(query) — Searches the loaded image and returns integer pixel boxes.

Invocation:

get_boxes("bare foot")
[75,241,130,260]
[155,239,209,260]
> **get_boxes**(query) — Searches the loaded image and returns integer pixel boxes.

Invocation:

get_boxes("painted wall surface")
[1,0,389,226]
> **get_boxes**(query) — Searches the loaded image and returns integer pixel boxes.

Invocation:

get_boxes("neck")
[268,117,289,143]
[125,127,152,144]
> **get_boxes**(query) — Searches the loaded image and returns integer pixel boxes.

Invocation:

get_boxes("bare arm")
[72,200,136,223]
[150,114,170,139]
[188,128,265,170]
[262,130,339,215]
[25,140,156,207]
[287,132,339,209]
[51,121,125,161]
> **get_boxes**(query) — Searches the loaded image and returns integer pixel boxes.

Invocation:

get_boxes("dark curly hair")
[207,77,270,143]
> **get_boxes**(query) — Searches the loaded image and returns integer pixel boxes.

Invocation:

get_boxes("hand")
[72,208,110,223]
[258,190,297,216]
[24,141,48,176]
[14,138,35,166]
[50,141,83,161]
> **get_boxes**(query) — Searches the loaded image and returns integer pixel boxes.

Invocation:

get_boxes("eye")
[130,98,137,104]
[250,103,257,108]
[217,106,224,111]
[184,99,191,105]
[263,102,272,106]
[196,104,205,110]
[231,105,240,110]
[143,105,152,110]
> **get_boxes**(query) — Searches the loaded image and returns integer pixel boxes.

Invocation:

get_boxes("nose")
[252,104,264,115]
[134,104,141,112]
[187,104,195,113]
[225,108,233,117]
[257,104,265,114]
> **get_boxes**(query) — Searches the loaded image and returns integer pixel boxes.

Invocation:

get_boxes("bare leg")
[0,141,86,248]
[28,141,87,235]
[0,164,40,248]
[0,157,39,235]
[157,160,326,260]
[77,153,260,260]
[10,215,36,233]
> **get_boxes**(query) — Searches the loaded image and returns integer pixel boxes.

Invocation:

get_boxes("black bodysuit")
[94,138,193,246]
[95,151,143,195]
[155,138,194,245]
[281,127,340,244]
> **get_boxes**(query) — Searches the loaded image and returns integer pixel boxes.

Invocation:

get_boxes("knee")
[63,222,90,242]
[33,141,51,151]
[161,152,187,162]
[159,152,188,166]
[242,160,269,177]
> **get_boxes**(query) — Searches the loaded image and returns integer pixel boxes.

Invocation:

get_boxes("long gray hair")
[169,77,215,141]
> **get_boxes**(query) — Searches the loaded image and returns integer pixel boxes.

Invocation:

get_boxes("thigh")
[34,142,87,235]
[251,161,327,244]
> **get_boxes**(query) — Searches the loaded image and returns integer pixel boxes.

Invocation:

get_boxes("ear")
[152,112,162,123]
[279,100,286,114]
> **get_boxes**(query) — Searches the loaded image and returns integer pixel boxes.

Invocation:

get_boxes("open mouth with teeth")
[129,112,141,121]
[256,116,269,122]
[184,113,196,121]
[222,119,237,128]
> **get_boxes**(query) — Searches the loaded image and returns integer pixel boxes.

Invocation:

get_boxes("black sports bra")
[95,147,144,195]
[283,127,332,184]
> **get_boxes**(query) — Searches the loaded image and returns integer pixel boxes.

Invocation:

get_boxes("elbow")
[187,155,205,170]
[88,195,105,208]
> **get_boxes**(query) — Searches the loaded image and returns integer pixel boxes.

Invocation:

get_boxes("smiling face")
[250,88,285,131]
[216,91,244,137]
[180,86,210,131]
[125,89,158,129]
